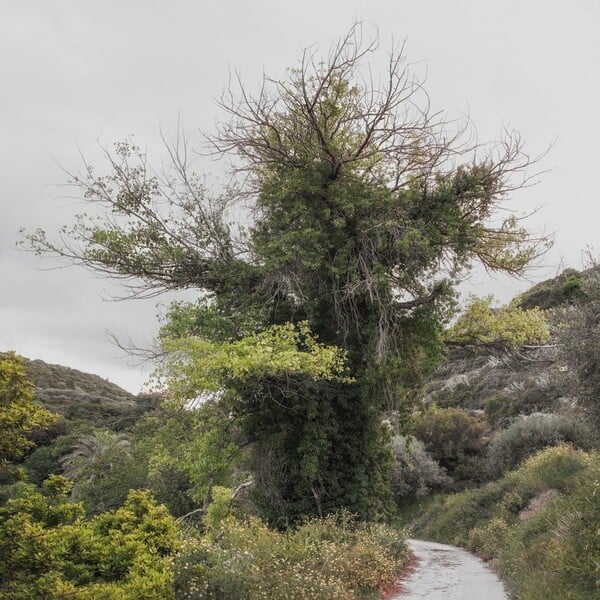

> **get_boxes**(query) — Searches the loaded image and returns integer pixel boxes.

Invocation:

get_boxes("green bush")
[0,478,179,599]
[412,408,488,482]
[498,448,599,599]
[390,435,451,500]
[559,297,600,428]
[486,414,594,476]
[515,268,586,310]
[446,295,549,347]
[410,475,520,546]
[484,394,521,428]
[467,517,510,562]
[484,376,563,429]
[516,443,591,491]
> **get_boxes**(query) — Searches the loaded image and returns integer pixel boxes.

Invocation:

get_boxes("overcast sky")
[1,1,598,393]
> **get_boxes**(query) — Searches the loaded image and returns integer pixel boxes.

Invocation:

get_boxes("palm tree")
[60,430,133,484]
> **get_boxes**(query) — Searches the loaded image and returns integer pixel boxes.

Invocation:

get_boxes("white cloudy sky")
[1,1,598,393]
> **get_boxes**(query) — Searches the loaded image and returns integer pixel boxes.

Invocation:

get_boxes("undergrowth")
[410,445,600,599]
[175,510,409,599]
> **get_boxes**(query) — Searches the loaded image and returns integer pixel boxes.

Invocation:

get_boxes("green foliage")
[243,378,395,525]
[203,485,235,531]
[59,430,146,514]
[485,415,594,476]
[412,445,599,600]
[558,294,600,428]
[411,407,488,482]
[22,426,92,485]
[561,275,586,303]
[504,460,600,599]
[0,479,179,599]
[446,295,549,347]
[159,321,350,398]
[390,435,451,500]
[413,444,591,545]
[60,430,133,483]
[144,403,242,510]
[156,320,397,524]
[159,298,261,343]
[20,355,142,431]
[484,393,526,428]
[0,353,58,473]
[517,443,592,490]
[174,511,408,599]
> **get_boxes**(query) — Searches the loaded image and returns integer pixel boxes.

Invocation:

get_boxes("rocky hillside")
[423,345,573,428]
[420,266,598,426]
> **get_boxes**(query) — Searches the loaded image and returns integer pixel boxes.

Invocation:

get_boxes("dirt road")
[392,539,509,599]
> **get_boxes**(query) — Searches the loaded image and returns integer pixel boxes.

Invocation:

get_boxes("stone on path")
[393,539,509,600]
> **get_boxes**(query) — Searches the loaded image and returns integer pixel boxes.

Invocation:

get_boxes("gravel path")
[392,539,509,600]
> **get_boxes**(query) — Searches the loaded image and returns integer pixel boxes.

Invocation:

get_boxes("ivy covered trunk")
[237,377,395,526]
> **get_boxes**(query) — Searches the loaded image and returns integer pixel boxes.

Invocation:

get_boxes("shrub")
[484,373,564,428]
[559,298,600,428]
[0,352,59,472]
[484,394,521,428]
[409,474,522,546]
[501,448,599,599]
[412,408,488,482]
[446,295,549,347]
[174,512,408,599]
[514,268,586,310]
[517,443,591,491]
[486,414,594,476]
[0,481,179,599]
[390,435,451,500]
[467,517,510,561]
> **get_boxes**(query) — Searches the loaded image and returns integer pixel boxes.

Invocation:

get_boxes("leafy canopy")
[158,321,350,400]
[446,295,549,347]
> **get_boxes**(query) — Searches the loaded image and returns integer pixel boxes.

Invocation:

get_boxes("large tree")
[27,27,546,523]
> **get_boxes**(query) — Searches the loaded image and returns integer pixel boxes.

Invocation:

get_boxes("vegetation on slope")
[0,343,411,599]
[514,267,591,310]
[401,265,600,598]
[411,445,600,599]
[16,355,159,431]
[0,353,58,476]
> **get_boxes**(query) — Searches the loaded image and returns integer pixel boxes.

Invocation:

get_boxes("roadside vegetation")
[411,445,600,600]
[403,263,600,599]
[1,349,410,599]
